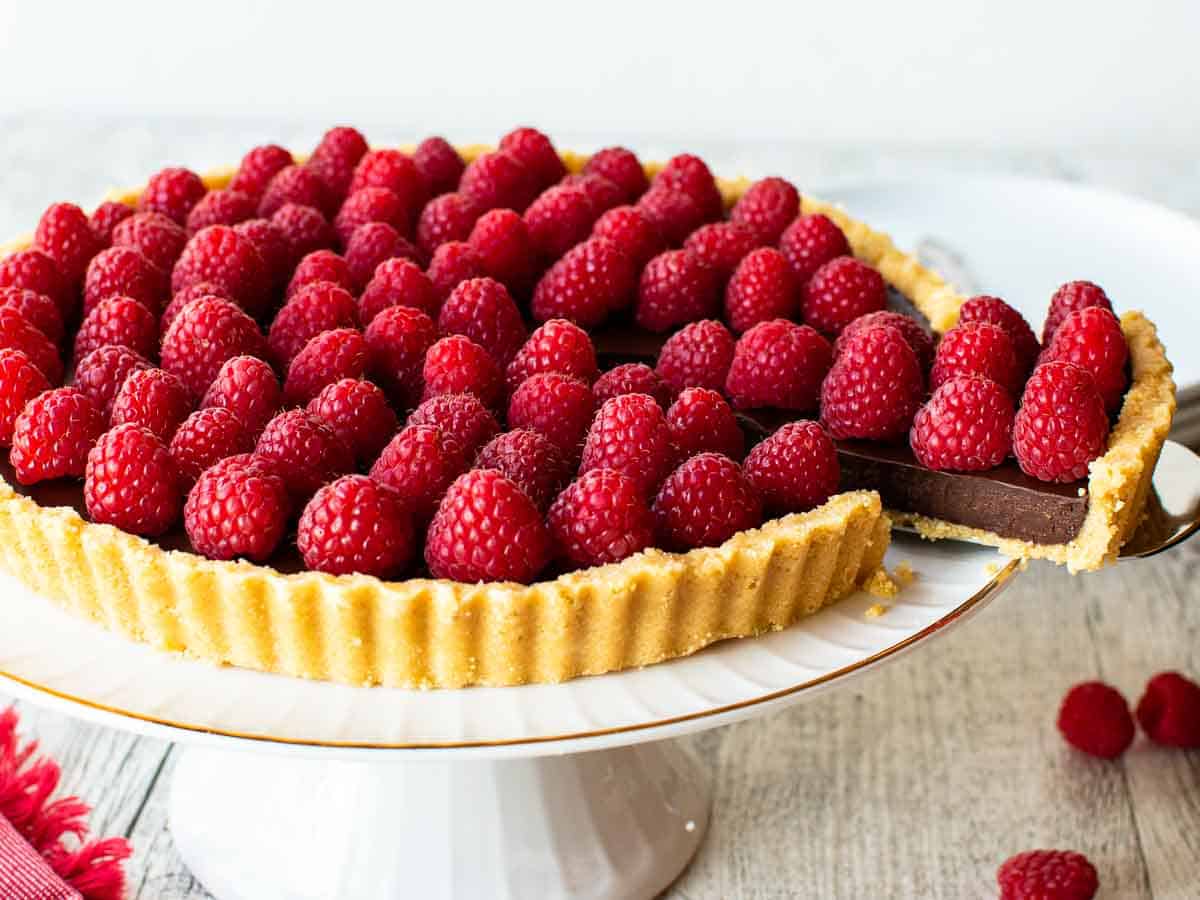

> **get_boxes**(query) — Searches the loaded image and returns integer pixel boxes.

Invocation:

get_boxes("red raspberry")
[910,375,1014,472]
[306,378,397,464]
[168,406,253,485]
[562,173,622,216]
[0,249,70,316]
[780,213,851,285]
[416,193,479,257]
[1043,280,1112,344]
[683,221,760,282]
[233,218,291,289]
[285,249,354,300]
[1057,681,1135,759]
[200,355,281,437]
[73,345,152,416]
[364,305,437,405]
[549,468,654,567]
[1136,672,1200,748]
[185,188,254,234]
[268,281,357,366]
[425,468,551,583]
[307,126,369,200]
[348,149,428,214]
[820,325,922,439]
[427,240,484,303]
[138,167,207,226]
[284,328,368,406]
[298,475,414,577]
[584,147,649,203]
[83,246,167,316]
[34,202,102,284]
[524,183,596,260]
[475,428,571,511]
[667,387,744,461]
[162,296,267,398]
[0,307,61,384]
[652,453,762,550]
[84,424,182,535]
[230,144,294,201]
[744,420,839,513]
[183,452,291,561]
[258,164,333,218]
[635,249,720,333]
[998,850,1099,900]
[652,154,723,220]
[468,209,536,295]
[369,423,467,520]
[113,211,188,274]
[160,281,230,334]
[731,177,800,244]
[407,393,500,458]
[344,222,420,294]
[508,373,595,457]
[725,247,798,333]
[580,393,673,494]
[1012,362,1109,483]
[413,137,465,197]
[959,295,1040,373]
[422,334,502,408]
[359,257,437,325]
[507,318,598,392]
[727,319,832,412]
[110,367,193,442]
[438,277,527,366]
[0,287,63,344]
[801,256,887,334]
[655,319,736,394]
[834,310,935,372]
[255,409,352,499]
[73,295,156,366]
[269,203,336,264]
[459,150,537,213]
[1040,307,1129,412]
[499,127,567,190]
[334,187,414,246]
[89,201,134,247]
[930,321,1021,398]
[0,348,50,445]
[636,187,707,246]
[532,237,636,327]
[592,205,664,268]
[171,225,269,316]
[593,363,671,408]
[10,387,104,484]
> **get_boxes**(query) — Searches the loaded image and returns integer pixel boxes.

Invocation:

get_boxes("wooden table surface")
[1,117,1197,899]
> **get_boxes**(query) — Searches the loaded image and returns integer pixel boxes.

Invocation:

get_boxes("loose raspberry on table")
[592,205,664,269]
[801,256,887,334]
[1040,307,1129,413]
[359,257,437,325]
[636,187,707,246]
[171,225,270,317]
[593,363,671,409]
[0,249,70,315]
[298,475,415,578]
[1013,361,1109,483]
[306,378,397,465]
[820,324,923,439]
[84,424,182,536]
[183,453,291,561]
[413,137,465,197]
[425,468,551,584]
[285,249,354,300]
[306,126,369,200]
[653,453,763,550]
[0,308,61,384]
[437,277,527,366]
[89,201,134,247]
[258,164,334,219]
[407,392,499,458]
[779,213,851,285]
[667,387,744,461]
[160,281,231,334]
[255,409,352,499]
[635,249,720,333]
[531,237,636,327]
[73,295,156,367]
[0,348,50,446]
[506,318,598,392]
[421,334,503,408]
[508,372,596,458]
[499,126,567,190]
[730,176,800,244]
[744,420,839,513]
[185,188,255,234]
[549,468,654,568]
[348,149,428,214]
[110,367,193,443]
[0,287,63,344]
[73,345,152,416]
[475,428,571,511]
[113,211,188,274]
[683,221,760,282]
[11,387,104,485]
[459,149,537,213]
[269,203,336,265]
[997,849,1099,900]
[655,319,736,394]
[834,310,935,373]
[34,202,102,284]
[416,193,479,257]
[468,208,537,295]
[652,154,723,220]
[1043,280,1112,344]
[524,183,596,261]
[233,217,291,290]
[138,167,207,226]
[369,423,467,521]
[161,296,267,399]
[725,247,798,333]
[959,294,1041,373]
[427,240,484,304]
[726,319,832,412]
[1057,681,1135,759]
[580,393,674,495]
[562,173,622,215]
[200,355,281,437]
[83,246,167,316]
[168,406,253,485]
[230,144,294,202]
[334,186,415,247]
[344,222,420,294]
[583,147,649,203]
[267,281,358,367]
[284,328,368,406]
[910,375,1014,473]
[1136,671,1200,748]
[930,321,1021,398]
[364,305,437,405]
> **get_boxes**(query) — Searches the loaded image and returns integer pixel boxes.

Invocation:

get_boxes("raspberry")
[438,277,527,366]
[635,249,720,333]
[652,154,723,220]
[780,213,851,285]
[820,325,923,439]
[745,420,839,513]
[83,246,167,316]
[468,209,536,295]
[0,348,50,445]
[296,475,414,577]
[138,167,207,226]
[930,321,1021,398]
[168,406,253,484]
[532,237,636,327]
[910,376,1014,472]
[73,295,156,366]
[171,225,269,316]
[407,393,499,458]
[801,256,887,334]
[636,187,707,246]
[1057,681,1135,759]
[549,468,654,567]
[580,393,674,494]
[162,296,267,398]
[499,127,567,190]
[269,203,336,264]
[0,249,70,314]
[73,345,152,416]
[475,428,571,511]
[306,378,397,464]
[34,202,102,284]
[255,409,352,499]
[285,249,354,300]
[667,387,744,461]
[1013,362,1109,483]
[1043,280,1112,344]
[725,247,797,333]
[562,173,622,216]
[1040,307,1129,412]
[508,373,595,457]
[593,363,671,409]
[655,319,736,394]
[111,367,193,442]
[583,147,649,203]
[422,334,502,408]
[268,281,358,367]
[524,184,596,260]
[506,318,598,392]
[0,307,62,383]
[731,177,800,244]
[459,150,537,213]
[427,240,484,303]
[258,165,333,218]
[592,205,664,268]
[233,218,291,289]
[230,144,294,201]
[0,287,63,344]
[334,187,414,246]
[416,193,479,257]
[113,211,188,273]
[652,453,762,550]
[997,850,1099,900]
[413,137,465,197]
[89,201,134,247]
[425,468,551,583]
[726,319,832,412]
[369,424,467,521]
[85,424,182,535]
[1136,672,1200,748]
[185,188,255,234]
[307,126,369,200]
[363,305,437,405]
[10,387,104,484]
[834,310,935,373]
[344,222,420,294]
[183,453,291,561]
[160,281,230,334]
[348,150,428,214]
[959,295,1041,373]
[284,327,368,406]
[683,221,760,282]
[359,257,437,325]
[200,355,281,437]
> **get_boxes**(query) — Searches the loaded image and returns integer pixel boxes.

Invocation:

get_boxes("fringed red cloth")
[0,707,132,900]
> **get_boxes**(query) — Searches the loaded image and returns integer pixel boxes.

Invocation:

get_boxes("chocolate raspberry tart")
[0,129,1175,688]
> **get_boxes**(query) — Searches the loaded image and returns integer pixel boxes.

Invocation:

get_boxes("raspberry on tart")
[426,240,484,303]
[73,295,157,367]
[910,376,1015,473]
[200,355,281,437]
[285,249,354,300]
[184,453,291,562]
[593,205,665,269]
[1012,361,1109,483]
[468,209,537,296]
[821,324,924,440]
[11,387,105,485]
[726,319,832,412]
[635,249,720,333]
[417,193,479,258]
[724,247,798,333]
[74,345,152,417]
[507,372,595,458]
[421,334,503,408]
[0,287,64,345]
[667,387,744,461]
[185,188,255,234]
[83,246,167,316]
[684,221,760,283]
[307,378,398,465]
[230,144,294,202]
[583,147,649,203]
[593,363,671,409]
[835,310,935,372]
[779,213,850,285]
[0,348,51,446]
[743,421,839,514]
[548,468,655,567]
[532,237,636,328]
[655,319,736,394]
[113,211,188,274]
[344,222,421,294]
[268,281,358,367]
[506,318,599,392]
[580,393,674,495]
[138,167,207,226]
[1043,279,1112,344]
[110,367,194,443]
[929,321,1022,398]
[84,424,182,537]
[369,424,467,522]
[363,305,437,406]
[255,409,353,500]
[298,475,415,579]
[524,183,596,260]
[413,137,465,197]
[475,428,572,511]
[307,126,369,200]
[0,248,71,315]
[437,277,527,367]
[283,328,369,406]
[652,453,763,551]
[1039,306,1130,412]
[169,406,254,485]
[730,176,800,244]
[407,392,500,459]
[162,296,267,399]
[359,257,437,325]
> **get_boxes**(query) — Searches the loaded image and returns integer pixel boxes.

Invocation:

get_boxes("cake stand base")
[169,738,710,900]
